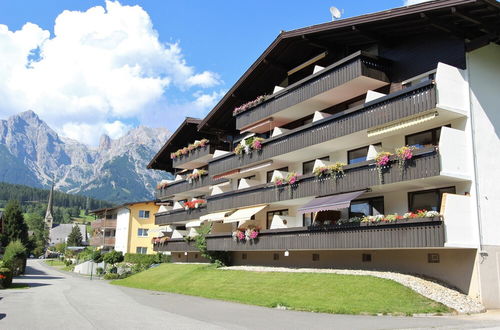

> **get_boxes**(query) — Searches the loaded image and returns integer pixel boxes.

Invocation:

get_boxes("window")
[194,253,198,259]
[405,125,450,149]
[136,247,147,254]
[347,143,381,164]
[273,253,279,261]
[237,175,256,187]
[428,253,440,263]
[137,228,148,237]
[303,213,313,227]
[267,167,289,183]
[408,187,455,212]
[267,209,289,229]
[302,156,330,175]
[312,253,320,261]
[139,210,150,218]
[362,254,372,262]
[242,253,247,260]
[349,197,384,218]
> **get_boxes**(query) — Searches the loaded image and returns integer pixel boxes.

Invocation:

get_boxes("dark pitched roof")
[198,0,500,132]
[147,117,202,172]
[89,200,157,215]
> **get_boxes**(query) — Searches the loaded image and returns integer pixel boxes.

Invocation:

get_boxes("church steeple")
[45,183,54,229]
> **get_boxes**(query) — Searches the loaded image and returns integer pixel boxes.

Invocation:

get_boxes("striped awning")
[186,220,202,228]
[367,112,438,137]
[223,205,267,223]
[298,190,365,214]
[200,211,231,222]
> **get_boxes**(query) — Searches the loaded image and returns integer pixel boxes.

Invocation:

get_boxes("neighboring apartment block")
[91,201,161,254]
[147,0,500,308]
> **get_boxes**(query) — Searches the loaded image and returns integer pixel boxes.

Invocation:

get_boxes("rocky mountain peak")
[0,111,172,203]
[99,134,112,150]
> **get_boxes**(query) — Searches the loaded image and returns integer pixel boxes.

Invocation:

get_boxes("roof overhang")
[198,0,500,133]
[147,117,202,172]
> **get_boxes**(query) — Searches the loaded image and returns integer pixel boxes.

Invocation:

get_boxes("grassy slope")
[112,264,450,315]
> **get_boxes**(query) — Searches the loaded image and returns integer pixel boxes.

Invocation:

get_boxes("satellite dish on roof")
[330,6,342,21]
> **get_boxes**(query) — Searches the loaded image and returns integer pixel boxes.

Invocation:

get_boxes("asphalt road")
[1,260,499,330]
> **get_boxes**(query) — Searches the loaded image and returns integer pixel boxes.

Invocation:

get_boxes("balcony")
[211,82,440,176]
[155,205,209,225]
[91,219,117,229]
[234,51,390,132]
[153,239,200,252]
[172,144,218,170]
[156,175,228,200]
[90,236,115,247]
[206,218,444,251]
[207,147,440,213]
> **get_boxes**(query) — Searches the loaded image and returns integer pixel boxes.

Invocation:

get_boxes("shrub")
[64,259,73,267]
[96,267,104,275]
[103,273,120,280]
[3,240,27,275]
[124,253,168,265]
[91,250,103,264]
[103,250,124,266]
[0,267,13,289]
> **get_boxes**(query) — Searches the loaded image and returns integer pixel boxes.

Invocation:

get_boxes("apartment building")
[147,0,500,307]
[90,207,118,251]
[91,201,162,254]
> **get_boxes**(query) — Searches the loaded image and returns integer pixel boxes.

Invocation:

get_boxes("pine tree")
[3,200,28,246]
[66,225,83,247]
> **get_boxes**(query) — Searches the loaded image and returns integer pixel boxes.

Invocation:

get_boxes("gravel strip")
[221,265,485,314]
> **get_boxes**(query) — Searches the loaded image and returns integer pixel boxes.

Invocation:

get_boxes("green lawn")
[45,259,65,267]
[112,264,450,315]
[45,259,74,271]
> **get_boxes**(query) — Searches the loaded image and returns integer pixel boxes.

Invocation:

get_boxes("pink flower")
[237,231,245,240]
[289,176,297,185]
[249,231,259,239]
[377,155,390,166]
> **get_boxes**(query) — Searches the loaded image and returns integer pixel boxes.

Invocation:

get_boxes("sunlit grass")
[112,263,450,315]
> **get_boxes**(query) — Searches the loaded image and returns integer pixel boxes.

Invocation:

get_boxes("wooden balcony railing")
[90,236,115,247]
[234,51,390,130]
[155,205,209,225]
[210,81,437,176]
[172,144,217,170]
[156,175,228,200]
[206,218,444,251]
[207,147,440,213]
[91,219,117,229]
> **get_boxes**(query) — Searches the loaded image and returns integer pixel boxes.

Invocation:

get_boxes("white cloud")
[0,1,221,145]
[62,120,132,145]
[403,0,433,6]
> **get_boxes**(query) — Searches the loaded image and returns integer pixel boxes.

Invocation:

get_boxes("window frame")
[404,125,450,149]
[266,166,289,183]
[349,196,385,218]
[302,156,330,175]
[137,228,149,237]
[407,186,456,213]
[138,210,150,219]
[347,143,381,165]
[266,209,289,229]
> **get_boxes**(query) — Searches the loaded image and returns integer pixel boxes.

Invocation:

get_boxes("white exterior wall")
[114,208,130,254]
[466,43,500,308]
[467,44,500,246]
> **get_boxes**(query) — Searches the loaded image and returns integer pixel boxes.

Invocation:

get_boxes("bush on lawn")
[96,267,104,276]
[0,261,13,289]
[3,240,27,275]
[103,273,120,280]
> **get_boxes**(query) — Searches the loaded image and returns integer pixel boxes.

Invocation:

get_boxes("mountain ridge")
[0,110,172,203]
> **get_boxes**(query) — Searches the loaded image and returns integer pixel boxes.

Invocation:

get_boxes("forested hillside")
[0,181,114,224]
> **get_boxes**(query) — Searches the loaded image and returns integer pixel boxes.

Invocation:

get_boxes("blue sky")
[0,0,419,144]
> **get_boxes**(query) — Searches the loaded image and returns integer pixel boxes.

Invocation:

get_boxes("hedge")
[124,253,169,265]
